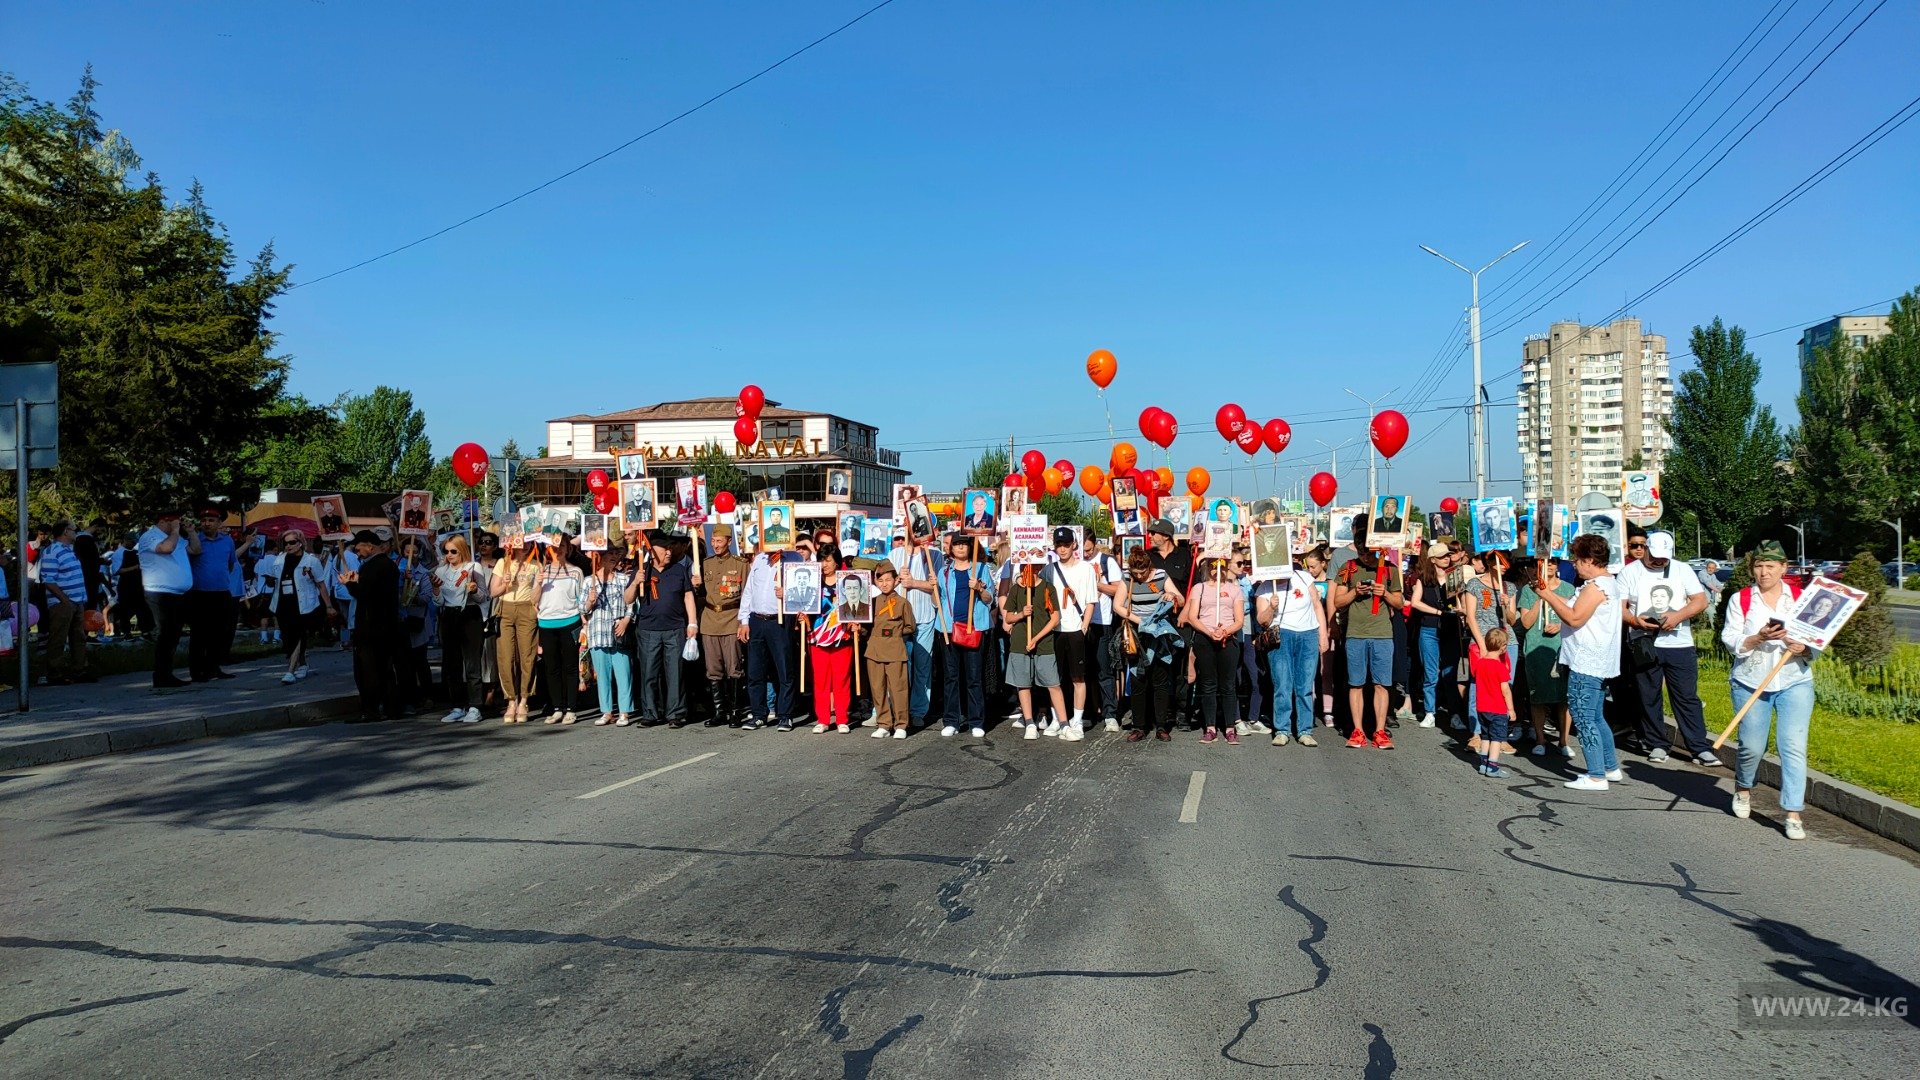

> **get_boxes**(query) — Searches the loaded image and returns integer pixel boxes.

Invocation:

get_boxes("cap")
[1646,532,1676,559]
[645,528,672,546]
[351,529,381,545]
[198,506,224,519]
[1752,539,1788,563]
[1147,519,1176,538]
[711,524,734,539]
[1052,526,1076,547]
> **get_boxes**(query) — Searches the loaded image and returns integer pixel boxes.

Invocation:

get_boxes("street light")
[1343,387,1399,509]
[1420,240,1529,500]
[1785,523,1805,566]
[1885,519,1906,590]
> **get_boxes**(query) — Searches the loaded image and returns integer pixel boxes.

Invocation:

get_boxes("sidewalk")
[0,645,360,769]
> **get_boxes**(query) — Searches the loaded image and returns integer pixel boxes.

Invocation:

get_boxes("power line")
[292,0,901,289]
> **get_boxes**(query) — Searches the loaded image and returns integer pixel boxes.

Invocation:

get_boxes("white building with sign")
[523,397,909,522]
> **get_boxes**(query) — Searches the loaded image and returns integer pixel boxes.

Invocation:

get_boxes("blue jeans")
[1566,671,1617,779]
[1267,628,1319,736]
[1417,625,1439,717]
[1734,677,1813,812]
[746,616,795,721]
[591,647,634,717]
[907,619,935,720]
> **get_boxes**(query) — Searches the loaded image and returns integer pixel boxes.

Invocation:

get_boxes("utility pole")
[1343,387,1398,509]
[1785,523,1806,567]
[1420,240,1529,499]
[1885,518,1906,591]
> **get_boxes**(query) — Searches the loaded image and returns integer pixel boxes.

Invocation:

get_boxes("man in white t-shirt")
[1047,527,1098,739]
[136,510,198,688]
[1619,530,1719,766]
[1083,534,1125,731]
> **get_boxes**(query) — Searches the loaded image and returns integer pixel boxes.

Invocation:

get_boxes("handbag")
[1627,632,1660,673]
[947,565,984,648]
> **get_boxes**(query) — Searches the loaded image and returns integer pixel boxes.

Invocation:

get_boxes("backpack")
[1737,582,1801,617]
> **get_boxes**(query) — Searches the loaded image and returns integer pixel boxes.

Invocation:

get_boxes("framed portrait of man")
[616,452,648,482]
[904,497,935,546]
[1784,576,1867,648]
[759,500,797,551]
[399,489,433,537]
[826,467,852,504]
[1250,524,1293,580]
[1621,469,1661,527]
[859,517,893,561]
[621,479,657,528]
[1117,535,1145,563]
[1427,510,1455,541]
[1204,498,1238,529]
[961,488,997,537]
[1329,507,1360,547]
[1469,496,1516,553]
[891,483,923,525]
[579,513,610,552]
[677,476,708,525]
[1366,494,1410,549]
[837,510,864,553]
[312,494,350,541]
[1110,476,1138,513]
[835,569,874,624]
[780,561,821,616]
[1163,500,1192,537]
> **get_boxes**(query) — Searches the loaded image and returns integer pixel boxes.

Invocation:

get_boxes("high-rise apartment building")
[1798,313,1891,371]
[1515,318,1672,503]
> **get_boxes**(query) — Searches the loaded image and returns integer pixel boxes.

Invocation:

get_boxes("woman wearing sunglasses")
[434,535,490,723]
[270,531,334,686]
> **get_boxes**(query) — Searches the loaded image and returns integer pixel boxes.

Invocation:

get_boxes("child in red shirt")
[1468,627,1515,778]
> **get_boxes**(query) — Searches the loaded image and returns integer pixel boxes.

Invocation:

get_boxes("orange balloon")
[1186,467,1211,497]
[1042,466,1065,496]
[1086,349,1117,389]
[1110,441,1138,472]
[1154,466,1173,492]
[1188,493,1204,511]
[1078,464,1105,497]
[1098,480,1113,506]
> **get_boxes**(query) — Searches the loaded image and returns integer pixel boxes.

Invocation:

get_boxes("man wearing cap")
[137,510,199,689]
[1084,533,1126,731]
[1047,526,1097,739]
[627,528,698,727]
[1146,519,1197,726]
[186,507,239,682]
[342,530,403,721]
[697,524,749,725]
[1620,529,1719,766]
[888,532,944,726]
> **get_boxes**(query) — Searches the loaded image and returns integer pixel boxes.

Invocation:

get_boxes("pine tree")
[1794,290,1918,555]
[1663,318,1784,557]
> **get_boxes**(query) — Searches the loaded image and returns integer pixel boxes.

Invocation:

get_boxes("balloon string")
[1097,389,1114,439]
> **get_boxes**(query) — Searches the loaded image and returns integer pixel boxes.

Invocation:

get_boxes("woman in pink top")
[1181,556,1246,744]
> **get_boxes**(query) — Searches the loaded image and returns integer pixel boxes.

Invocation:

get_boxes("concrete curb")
[1664,717,1920,854]
[0,693,361,770]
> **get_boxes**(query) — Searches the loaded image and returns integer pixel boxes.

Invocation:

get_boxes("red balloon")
[1138,406,1164,440]
[1308,471,1337,507]
[1370,409,1410,459]
[1004,472,1024,489]
[1440,497,1460,514]
[1261,418,1292,455]
[1021,449,1047,477]
[1052,458,1074,481]
[1215,403,1247,441]
[1136,467,1159,495]
[593,487,618,515]
[1234,425,1263,456]
[737,384,765,420]
[713,491,737,515]
[451,442,489,487]
[733,416,759,445]
[1027,474,1047,500]
[1150,410,1179,448]
[585,469,611,492]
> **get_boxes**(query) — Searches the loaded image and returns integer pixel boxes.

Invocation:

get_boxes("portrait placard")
[398,490,433,537]
[676,476,708,525]
[779,561,821,616]
[825,467,852,504]
[837,510,864,554]
[1250,524,1294,581]
[961,488,998,538]
[1008,514,1051,565]
[1469,497,1516,553]
[835,569,875,624]
[1365,494,1410,549]
[904,497,935,545]
[312,494,350,541]
[1329,507,1361,547]
[620,479,657,529]
[579,513,610,552]
[759,500,797,551]
[1783,576,1867,649]
[1621,470,1662,527]
[858,517,893,561]
[615,452,648,481]
[891,483,924,525]
[1204,498,1239,530]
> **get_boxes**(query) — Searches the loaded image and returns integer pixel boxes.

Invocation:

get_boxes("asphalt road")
[3,716,1918,1078]
[1890,602,1920,643]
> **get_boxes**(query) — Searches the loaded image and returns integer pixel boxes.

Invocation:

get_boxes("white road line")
[575,752,719,800]
[1178,770,1207,823]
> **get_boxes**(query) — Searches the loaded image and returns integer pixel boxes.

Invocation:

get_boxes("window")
[760,420,802,441]
[593,423,635,452]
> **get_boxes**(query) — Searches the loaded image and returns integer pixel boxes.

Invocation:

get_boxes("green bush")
[1830,552,1895,669]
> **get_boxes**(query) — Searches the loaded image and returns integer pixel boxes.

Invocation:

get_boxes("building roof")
[553,397,812,424]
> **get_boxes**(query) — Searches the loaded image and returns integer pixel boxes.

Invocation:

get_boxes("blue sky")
[13,0,1919,504]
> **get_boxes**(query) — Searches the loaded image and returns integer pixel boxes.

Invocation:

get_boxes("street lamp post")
[1343,387,1399,509]
[1884,519,1906,590]
[1785,523,1805,566]
[1420,240,1529,500]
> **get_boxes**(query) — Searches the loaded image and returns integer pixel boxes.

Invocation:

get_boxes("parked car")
[1816,560,1847,578]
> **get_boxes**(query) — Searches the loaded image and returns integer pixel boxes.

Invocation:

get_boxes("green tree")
[690,441,751,500]
[0,70,291,518]
[1663,318,1784,558]
[966,447,1012,491]
[330,386,432,492]
[1829,551,1894,669]
[1794,290,1919,556]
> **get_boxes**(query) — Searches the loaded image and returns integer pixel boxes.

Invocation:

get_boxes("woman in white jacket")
[1720,540,1817,840]
[271,531,335,685]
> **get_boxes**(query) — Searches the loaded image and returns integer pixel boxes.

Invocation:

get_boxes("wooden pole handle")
[1711,651,1793,750]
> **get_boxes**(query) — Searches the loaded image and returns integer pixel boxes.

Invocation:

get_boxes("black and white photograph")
[859,518,893,561]
[1784,576,1868,647]
[1000,484,1027,521]
[905,497,935,545]
[1329,507,1360,547]
[780,560,821,616]
[621,478,657,528]
[1250,524,1293,580]
[837,510,864,553]
[826,467,852,504]
[1469,496,1515,552]
[891,483,923,525]
[311,494,349,541]
[616,451,648,481]
[834,569,874,624]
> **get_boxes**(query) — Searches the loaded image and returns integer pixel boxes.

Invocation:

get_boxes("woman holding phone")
[1532,534,1622,791]
[489,535,542,723]
[434,535,489,723]
[1720,540,1816,839]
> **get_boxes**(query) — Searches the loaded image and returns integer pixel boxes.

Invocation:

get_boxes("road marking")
[1178,770,1207,823]
[575,752,718,800]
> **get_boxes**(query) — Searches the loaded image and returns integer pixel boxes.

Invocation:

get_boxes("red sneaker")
[1346,729,1368,748]
[1373,730,1395,750]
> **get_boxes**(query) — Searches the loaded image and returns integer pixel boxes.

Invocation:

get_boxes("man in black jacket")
[342,530,402,722]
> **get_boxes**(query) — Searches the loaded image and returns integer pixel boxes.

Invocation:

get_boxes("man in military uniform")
[697,524,749,725]
[864,563,916,738]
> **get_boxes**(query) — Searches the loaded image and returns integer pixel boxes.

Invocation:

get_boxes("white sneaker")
[1010,716,1025,727]
[1564,776,1610,791]
[1059,724,1085,742]
[1418,716,1436,729]
[294,665,311,680]
[1732,790,1751,819]
[1043,719,1061,737]
[440,708,465,723]
[941,725,958,738]
[970,727,984,738]
[1784,819,1806,840]
[1297,734,1318,747]
[1250,720,1272,734]
[812,722,829,734]
[1605,768,1625,783]
[1530,744,1547,757]
[280,672,298,685]
[1271,733,1290,747]
[461,708,481,723]
[1103,718,1121,733]
[871,727,891,739]
[1561,745,1575,760]
[1235,720,1251,736]
[1023,723,1040,740]
[892,728,906,739]
[836,724,850,733]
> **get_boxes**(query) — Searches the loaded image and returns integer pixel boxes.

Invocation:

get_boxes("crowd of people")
[13,498,1814,840]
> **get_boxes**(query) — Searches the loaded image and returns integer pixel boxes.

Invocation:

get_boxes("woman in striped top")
[583,549,636,726]
[808,544,855,733]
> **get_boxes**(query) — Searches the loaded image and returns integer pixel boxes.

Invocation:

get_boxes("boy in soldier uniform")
[865,563,916,739]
